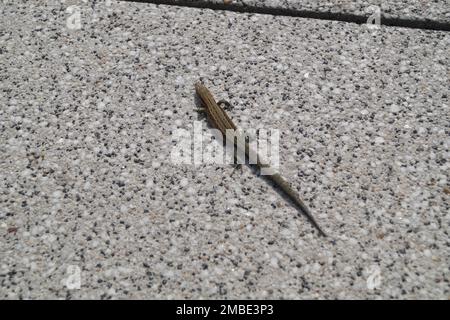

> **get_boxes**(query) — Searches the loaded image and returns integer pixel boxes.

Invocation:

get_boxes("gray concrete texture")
[0,0,449,299]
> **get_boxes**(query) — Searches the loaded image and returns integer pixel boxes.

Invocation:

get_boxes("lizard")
[195,82,327,237]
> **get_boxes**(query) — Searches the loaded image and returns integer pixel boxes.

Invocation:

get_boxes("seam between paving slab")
[123,0,450,31]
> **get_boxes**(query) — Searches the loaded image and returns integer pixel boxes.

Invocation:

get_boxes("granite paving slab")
[0,0,449,299]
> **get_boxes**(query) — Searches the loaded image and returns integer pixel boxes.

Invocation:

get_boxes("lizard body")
[195,82,326,237]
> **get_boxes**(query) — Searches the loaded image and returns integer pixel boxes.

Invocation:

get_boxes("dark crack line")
[122,0,450,31]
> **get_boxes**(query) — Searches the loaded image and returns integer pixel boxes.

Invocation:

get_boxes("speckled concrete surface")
[134,0,450,25]
[0,1,449,299]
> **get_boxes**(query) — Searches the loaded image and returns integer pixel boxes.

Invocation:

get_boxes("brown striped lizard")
[195,82,326,237]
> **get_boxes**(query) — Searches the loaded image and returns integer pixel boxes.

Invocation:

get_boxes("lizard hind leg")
[230,141,244,176]
[230,163,243,177]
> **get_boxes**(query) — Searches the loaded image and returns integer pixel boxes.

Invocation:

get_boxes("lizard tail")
[268,173,327,237]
